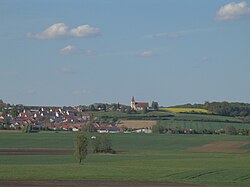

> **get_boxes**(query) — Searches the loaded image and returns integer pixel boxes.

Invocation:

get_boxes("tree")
[91,134,114,153]
[89,104,95,111]
[225,125,237,135]
[100,135,112,152]
[151,101,159,111]
[120,106,126,113]
[74,131,88,164]
[10,107,19,118]
[83,122,96,132]
[22,124,32,133]
[152,124,164,134]
[126,107,132,114]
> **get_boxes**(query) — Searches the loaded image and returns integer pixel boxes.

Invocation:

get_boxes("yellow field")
[161,107,209,113]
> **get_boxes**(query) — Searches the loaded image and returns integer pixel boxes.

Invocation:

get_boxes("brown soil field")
[117,120,156,129]
[186,141,250,153]
[0,180,206,187]
[0,148,73,156]
[0,130,21,133]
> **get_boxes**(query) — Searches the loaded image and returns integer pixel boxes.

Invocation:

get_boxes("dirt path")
[0,148,73,155]
[0,180,206,187]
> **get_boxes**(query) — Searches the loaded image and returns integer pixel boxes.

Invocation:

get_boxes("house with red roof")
[131,96,149,111]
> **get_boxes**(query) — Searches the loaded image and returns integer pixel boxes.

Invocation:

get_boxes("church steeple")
[131,96,136,110]
[131,96,135,102]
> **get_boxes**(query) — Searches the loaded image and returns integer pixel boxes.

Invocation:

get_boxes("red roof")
[135,102,149,108]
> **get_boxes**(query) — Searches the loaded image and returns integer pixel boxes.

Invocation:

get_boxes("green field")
[157,120,250,131]
[0,132,250,186]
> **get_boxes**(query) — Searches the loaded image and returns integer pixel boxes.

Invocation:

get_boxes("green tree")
[89,104,95,111]
[225,125,237,135]
[152,124,164,134]
[10,107,19,118]
[91,136,101,153]
[91,134,114,153]
[151,101,159,111]
[142,107,148,114]
[74,131,88,164]
[83,122,96,132]
[120,106,126,113]
[22,124,32,133]
[100,135,112,152]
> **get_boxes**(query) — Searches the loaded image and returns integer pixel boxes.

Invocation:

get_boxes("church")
[131,96,149,111]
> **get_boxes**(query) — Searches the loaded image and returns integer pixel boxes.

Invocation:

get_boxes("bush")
[152,124,164,134]
[225,125,237,135]
[91,134,115,153]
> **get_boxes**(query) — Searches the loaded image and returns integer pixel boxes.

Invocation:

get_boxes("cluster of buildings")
[0,106,92,131]
[130,96,149,111]
[0,97,154,133]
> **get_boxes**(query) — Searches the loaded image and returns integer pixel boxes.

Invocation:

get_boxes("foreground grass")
[0,132,250,186]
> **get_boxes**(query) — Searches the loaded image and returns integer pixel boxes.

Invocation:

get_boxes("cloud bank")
[27,23,100,39]
[216,1,250,21]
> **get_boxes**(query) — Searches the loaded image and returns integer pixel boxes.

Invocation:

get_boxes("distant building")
[131,96,149,111]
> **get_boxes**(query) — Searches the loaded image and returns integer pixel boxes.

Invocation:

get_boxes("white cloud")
[61,67,76,73]
[216,1,250,21]
[60,45,76,54]
[147,28,212,39]
[138,50,156,57]
[70,25,100,38]
[28,23,100,39]
[84,49,97,56]
[147,32,181,39]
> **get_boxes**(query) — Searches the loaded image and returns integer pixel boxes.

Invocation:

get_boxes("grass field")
[161,107,210,114]
[157,120,250,131]
[0,132,250,186]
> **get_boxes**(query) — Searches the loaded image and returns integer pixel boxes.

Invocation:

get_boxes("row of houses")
[0,106,92,130]
[1,107,152,133]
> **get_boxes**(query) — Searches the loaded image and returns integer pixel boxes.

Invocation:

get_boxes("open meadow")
[0,132,250,186]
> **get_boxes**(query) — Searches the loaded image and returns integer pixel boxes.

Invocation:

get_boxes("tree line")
[152,124,250,136]
[171,101,250,117]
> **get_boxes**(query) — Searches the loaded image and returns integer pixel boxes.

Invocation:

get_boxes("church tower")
[131,96,136,110]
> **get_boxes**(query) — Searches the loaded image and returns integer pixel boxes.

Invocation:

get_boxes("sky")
[0,0,250,106]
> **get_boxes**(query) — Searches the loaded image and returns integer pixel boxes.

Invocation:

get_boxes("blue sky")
[1,0,250,106]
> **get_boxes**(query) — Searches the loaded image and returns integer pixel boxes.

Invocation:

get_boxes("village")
[0,97,156,133]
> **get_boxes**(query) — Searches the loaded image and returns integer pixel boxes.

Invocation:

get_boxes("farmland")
[160,107,210,114]
[0,132,250,186]
[117,120,156,129]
